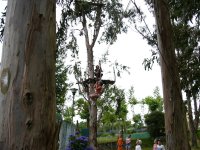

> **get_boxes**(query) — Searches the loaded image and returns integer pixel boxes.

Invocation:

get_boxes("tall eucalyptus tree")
[153,0,190,149]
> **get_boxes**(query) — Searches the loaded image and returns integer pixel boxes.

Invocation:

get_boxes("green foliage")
[128,86,138,105]
[95,86,129,133]
[174,23,200,97]
[76,98,90,121]
[169,0,200,23]
[197,129,200,139]
[113,88,128,119]
[133,114,143,129]
[78,121,88,129]
[63,107,73,122]
[144,111,165,138]
[55,61,68,114]
[142,87,163,112]
[56,12,70,114]
[99,0,129,44]
[143,96,159,112]
[101,107,116,125]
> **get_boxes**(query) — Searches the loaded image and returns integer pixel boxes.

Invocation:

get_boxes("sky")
[0,0,163,118]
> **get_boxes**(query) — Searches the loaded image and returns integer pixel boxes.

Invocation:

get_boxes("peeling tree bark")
[153,0,191,149]
[0,0,57,149]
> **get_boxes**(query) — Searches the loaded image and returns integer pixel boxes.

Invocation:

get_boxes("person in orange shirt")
[117,134,124,150]
[89,80,104,99]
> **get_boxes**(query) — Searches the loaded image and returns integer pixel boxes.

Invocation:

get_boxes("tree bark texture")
[87,46,98,150]
[153,0,191,149]
[0,0,57,149]
[193,95,200,132]
[186,92,197,147]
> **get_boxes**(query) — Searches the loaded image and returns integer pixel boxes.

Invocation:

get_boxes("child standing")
[125,135,131,150]
[153,139,157,150]
[135,139,142,150]
[117,134,124,150]
[157,139,165,150]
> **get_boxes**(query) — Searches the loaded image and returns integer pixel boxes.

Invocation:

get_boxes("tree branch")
[91,6,102,48]
[82,14,91,48]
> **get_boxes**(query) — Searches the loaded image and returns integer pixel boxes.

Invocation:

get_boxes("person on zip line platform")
[94,65,103,80]
[89,80,104,99]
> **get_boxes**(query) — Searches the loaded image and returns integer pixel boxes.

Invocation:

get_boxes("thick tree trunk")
[0,0,57,149]
[153,0,190,149]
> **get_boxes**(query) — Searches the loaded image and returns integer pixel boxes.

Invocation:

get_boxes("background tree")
[76,98,90,127]
[143,96,160,112]
[144,111,165,138]
[56,11,69,115]
[142,87,163,112]
[100,107,117,134]
[63,106,74,122]
[132,114,143,129]
[0,0,57,149]
[128,86,138,115]
[141,87,164,139]
[114,88,128,135]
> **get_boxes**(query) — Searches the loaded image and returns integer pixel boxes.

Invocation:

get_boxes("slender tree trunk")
[89,101,97,149]
[82,8,98,148]
[186,91,197,147]
[193,95,200,131]
[153,0,190,149]
[0,0,57,149]
[87,45,97,149]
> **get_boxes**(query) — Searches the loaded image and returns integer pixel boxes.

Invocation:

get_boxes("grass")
[97,136,153,149]
[97,136,117,144]
[97,136,200,150]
